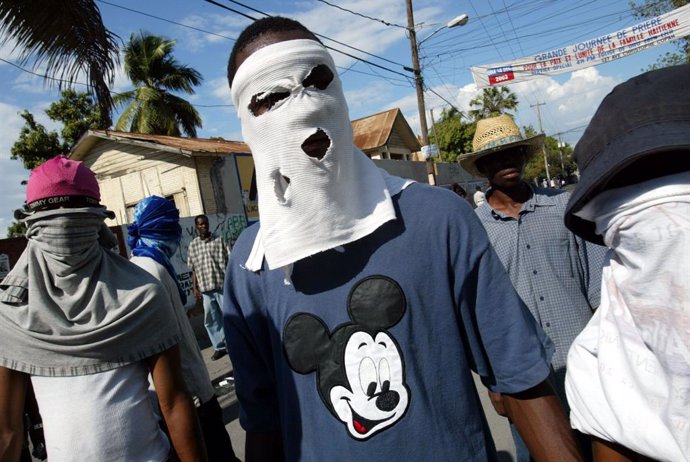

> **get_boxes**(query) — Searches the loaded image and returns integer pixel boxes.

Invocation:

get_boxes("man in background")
[460,114,606,461]
[129,196,239,462]
[473,185,486,207]
[188,214,229,361]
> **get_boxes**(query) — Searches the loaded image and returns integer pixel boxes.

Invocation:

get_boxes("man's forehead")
[235,29,319,71]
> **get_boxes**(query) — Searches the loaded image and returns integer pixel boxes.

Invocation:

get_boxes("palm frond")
[0,0,120,126]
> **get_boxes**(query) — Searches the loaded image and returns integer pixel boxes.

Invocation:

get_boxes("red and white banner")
[471,3,690,88]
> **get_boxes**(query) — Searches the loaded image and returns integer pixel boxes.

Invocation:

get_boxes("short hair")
[194,214,208,224]
[227,16,321,87]
[475,185,482,191]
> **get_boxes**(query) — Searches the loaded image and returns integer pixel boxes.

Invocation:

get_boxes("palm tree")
[0,0,119,127]
[468,86,519,120]
[114,32,203,137]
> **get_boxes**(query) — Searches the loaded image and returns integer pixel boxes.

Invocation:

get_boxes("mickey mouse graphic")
[283,275,410,440]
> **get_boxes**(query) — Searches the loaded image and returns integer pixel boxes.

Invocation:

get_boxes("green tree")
[630,0,689,69]
[46,89,105,148]
[10,90,104,170]
[429,108,476,162]
[522,126,577,183]
[7,220,26,238]
[468,86,519,120]
[11,111,63,170]
[115,32,203,137]
[0,0,120,126]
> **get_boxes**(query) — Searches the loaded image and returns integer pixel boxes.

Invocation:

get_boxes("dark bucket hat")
[564,63,690,244]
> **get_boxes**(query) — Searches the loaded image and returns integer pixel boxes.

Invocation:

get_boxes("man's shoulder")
[398,182,474,214]
[533,186,570,199]
[229,222,260,261]
[131,255,164,277]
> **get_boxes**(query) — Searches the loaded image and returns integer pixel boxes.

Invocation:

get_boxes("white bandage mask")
[232,39,409,271]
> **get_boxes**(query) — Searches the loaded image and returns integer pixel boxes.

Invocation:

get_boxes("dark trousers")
[197,395,240,462]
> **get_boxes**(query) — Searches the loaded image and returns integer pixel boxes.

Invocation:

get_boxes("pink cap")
[26,155,101,210]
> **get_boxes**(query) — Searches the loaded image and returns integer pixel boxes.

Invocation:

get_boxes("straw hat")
[459,114,544,177]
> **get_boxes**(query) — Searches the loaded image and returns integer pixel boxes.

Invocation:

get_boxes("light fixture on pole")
[405,0,468,185]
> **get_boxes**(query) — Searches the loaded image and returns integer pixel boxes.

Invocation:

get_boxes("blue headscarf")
[127,196,186,305]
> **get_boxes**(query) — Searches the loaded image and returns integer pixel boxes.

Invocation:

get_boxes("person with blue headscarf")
[129,196,239,462]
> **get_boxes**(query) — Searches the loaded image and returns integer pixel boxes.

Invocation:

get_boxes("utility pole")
[405,0,435,185]
[430,108,439,156]
[530,101,551,185]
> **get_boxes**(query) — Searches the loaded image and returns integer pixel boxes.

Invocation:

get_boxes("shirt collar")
[482,183,557,220]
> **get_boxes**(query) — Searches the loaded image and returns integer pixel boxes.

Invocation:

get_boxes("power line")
[203,0,257,21]
[314,0,407,29]
[0,57,235,108]
[205,0,411,73]
[97,0,236,42]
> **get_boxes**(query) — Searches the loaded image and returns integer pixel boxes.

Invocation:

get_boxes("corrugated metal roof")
[351,108,420,153]
[71,130,250,159]
[72,108,419,159]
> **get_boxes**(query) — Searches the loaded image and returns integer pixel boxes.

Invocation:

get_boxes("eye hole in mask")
[249,91,290,117]
[302,64,334,90]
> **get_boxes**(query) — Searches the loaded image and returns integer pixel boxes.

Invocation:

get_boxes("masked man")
[221,17,584,462]
[0,156,205,461]
[128,196,239,462]
[564,64,690,462]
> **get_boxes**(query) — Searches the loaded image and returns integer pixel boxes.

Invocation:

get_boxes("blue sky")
[0,0,683,236]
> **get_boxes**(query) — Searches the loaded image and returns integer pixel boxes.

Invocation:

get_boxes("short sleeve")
[453,212,553,394]
[222,227,281,432]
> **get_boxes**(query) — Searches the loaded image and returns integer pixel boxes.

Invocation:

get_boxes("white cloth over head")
[567,170,690,461]
[232,39,412,271]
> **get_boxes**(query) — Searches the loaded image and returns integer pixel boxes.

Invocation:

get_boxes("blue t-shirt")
[224,183,553,461]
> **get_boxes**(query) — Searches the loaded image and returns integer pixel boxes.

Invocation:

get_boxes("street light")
[405,0,469,184]
[418,14,469,46]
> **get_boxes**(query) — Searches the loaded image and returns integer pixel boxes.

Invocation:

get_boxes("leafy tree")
[468,86,519,120]
[522,125,577,183]
[7,220,26,238]
[11,111,63,170]
[46,89,105,148]
[630,0,689,69]
[429,108,476,163]
[10,90,104,170]
[115,32,203,137]
[0,0,120,126]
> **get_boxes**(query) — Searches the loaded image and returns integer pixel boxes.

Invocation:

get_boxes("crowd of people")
[0,15,688,462]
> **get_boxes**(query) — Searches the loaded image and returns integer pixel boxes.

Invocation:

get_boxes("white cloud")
[0,155,30,239]
[175,13,245,53]
[0,102,27,159]
[208,76,232,101]
[345,81,397,115]
[379,66,620,146]
[0,37,22,62]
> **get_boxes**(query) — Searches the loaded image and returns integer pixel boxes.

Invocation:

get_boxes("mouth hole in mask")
[301,128,331,160]
[273,171,291,205]
[249,91,290,117]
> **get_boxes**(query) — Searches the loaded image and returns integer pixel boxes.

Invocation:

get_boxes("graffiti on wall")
[122,212,249,310]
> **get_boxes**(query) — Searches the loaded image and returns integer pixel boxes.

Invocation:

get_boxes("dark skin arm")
[0,367,29,461]
[500,380,584,462]
[191,271,202,301]
[148,346,208,462]
[245,431,284,462]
